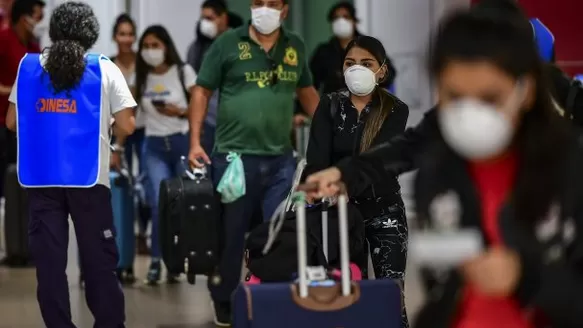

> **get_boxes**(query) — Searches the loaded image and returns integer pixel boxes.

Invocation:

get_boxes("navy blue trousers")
[27,185,125,328]
[208,151,295,302]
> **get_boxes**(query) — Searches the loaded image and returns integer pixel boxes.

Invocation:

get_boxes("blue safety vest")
[16,53,103,188]
[530,18,554,63]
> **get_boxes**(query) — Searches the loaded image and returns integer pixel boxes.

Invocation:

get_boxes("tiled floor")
[0,220,426,327]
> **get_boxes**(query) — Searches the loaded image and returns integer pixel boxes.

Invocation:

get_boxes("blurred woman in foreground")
[305,8,583,328]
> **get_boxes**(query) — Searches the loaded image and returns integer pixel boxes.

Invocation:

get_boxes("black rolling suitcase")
[2,164,31,267]
[159,161,221,284]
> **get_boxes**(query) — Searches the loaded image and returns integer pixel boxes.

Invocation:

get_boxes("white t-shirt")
[9,53,137,187]
[140,64,196,137]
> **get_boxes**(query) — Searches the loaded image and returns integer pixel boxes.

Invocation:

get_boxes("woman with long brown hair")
[302,35,409,327]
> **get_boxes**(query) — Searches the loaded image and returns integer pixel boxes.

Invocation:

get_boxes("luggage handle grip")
[180,156,206,180]
[294,184,351,299]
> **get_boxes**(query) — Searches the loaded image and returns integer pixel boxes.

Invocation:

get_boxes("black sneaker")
[212,301,231,327]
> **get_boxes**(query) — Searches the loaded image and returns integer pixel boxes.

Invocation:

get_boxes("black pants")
[28,186,125,327]
[0,126,16,198]
[364,202,409,328]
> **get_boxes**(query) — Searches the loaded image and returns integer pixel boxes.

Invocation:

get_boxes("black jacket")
[303,90,409,218]
[336,107,439,189]
[411,132,583,328]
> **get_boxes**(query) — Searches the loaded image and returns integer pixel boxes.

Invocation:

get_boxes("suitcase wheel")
[187,273,196,285]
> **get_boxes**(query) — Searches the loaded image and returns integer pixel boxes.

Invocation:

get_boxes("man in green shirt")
[188,0,319,325]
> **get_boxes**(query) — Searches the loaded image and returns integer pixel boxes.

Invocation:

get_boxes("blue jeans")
[144,133,189,259]
[122,128,149,235]
[209,151,296,302]
[123,128,145,174]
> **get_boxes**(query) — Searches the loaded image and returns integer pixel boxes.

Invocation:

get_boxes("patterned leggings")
[364,202,409,328]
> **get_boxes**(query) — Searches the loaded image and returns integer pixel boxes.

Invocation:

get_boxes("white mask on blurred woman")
[199,18,218,39]
[439,83,526,160]
[332,17,353,39]
[141,49,165,67]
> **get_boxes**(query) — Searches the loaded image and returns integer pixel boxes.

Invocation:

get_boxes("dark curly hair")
[44,1,99,94]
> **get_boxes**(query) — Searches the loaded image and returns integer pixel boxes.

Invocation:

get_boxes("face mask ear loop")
[375,60,387,86]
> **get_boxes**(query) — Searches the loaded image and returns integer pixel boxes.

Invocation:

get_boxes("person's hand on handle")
[293,114,308,127]
[188,143,211,168]
[303,167,343,199]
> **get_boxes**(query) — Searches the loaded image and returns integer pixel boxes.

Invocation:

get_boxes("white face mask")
[438,84,525,160]
[251,6,281,35]
[344,64,382,96]
[332,18,353,39]
[199,18,218,39]
[141,49,165,67]
[26,17,46,39]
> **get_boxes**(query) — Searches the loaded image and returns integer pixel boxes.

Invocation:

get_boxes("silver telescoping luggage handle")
[284,159,307,213]
[321,201,329,261]
[294,188,351,299]
[180,156,207,180]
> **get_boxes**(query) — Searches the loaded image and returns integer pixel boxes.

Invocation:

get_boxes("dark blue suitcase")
[233,192,402,327]
[233,279,402,327]
[110,171,135,270]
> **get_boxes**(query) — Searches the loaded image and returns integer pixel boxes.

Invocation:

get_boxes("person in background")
[310,2,360,95]
[5,2,135,326]
[303,35,410,327]
[188,0,320,325]
[310,1,397,95]
[0,0,44,266]
[186,0,230,154]
[412,9,583,328]
[108,13,151,257]
[0,0,14,30]
[135,25,197,285]
[213,0,243,29]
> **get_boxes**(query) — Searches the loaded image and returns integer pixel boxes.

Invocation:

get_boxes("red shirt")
[455,152,533,328]
[0,28,40,125]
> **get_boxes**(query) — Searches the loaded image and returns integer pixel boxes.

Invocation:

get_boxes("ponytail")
[44,40,86,94]
[359,88,395,152]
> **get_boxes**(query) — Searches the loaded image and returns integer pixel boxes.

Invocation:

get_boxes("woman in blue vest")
[5,2,136,327]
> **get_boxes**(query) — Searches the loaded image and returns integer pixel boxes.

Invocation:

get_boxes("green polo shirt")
[196,24,313,155]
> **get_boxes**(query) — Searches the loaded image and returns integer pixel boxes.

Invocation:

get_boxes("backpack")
[178,64,191,104]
